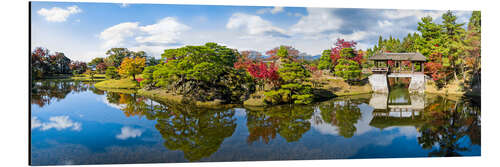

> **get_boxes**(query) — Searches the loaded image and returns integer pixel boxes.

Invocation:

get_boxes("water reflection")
[246,105,314,143]
[418,95,481,157]
[30,80,481,165]
[317,99,362,138]
[154,107,236,161]
[103,92,237,161]
[367,89,480,157]
[31,80,90,107]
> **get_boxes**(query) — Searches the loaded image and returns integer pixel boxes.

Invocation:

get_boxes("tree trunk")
[462,64,465,81]
[453,67,458,81]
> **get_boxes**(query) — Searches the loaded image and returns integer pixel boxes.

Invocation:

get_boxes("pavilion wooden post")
[411,61,414,73]
[399,61,401,72]
[421,62,424,72]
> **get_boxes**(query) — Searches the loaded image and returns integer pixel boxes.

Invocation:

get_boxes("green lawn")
[94,78,138,89]
[71,74,106,82]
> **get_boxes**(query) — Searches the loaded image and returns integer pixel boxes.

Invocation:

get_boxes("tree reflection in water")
[105,90,480,158]
[318,99,362,138]
[418,95,481,157]
[31,80,90,107]
[34,80,480,160]
[104,92,237,161]
[366,88,481,157]
[246,105,315,144]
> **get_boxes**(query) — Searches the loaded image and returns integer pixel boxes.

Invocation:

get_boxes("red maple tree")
[330,39,358,65]
[247,62,280,88]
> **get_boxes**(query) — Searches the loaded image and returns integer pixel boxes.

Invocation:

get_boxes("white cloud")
[287,12,303,17]
[37,5,82,22]
[256,6,284,15]
[454,10,473,24]
[99,22,140,49]
[377,20,393,28]
[31,116,82,131]
[310,104,376,136]
[383,9,444,20]
[382,10,471,26]
[226,13,288,37]
[290,8,342,35]
[120,3,129,8]
[136,17,191,45]
[101,96,126,110]
[271,7,284,14]
[129,45,176,58]
[99,17,190,55]
[31,117,42,129]
[355,42,372,50]
[116,126,142,140]
[329,31,372,42]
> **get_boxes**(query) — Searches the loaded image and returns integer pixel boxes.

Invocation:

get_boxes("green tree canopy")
[264,46,314,105]
[334,48,362,82]
[105,48,133,67]
[318,49,332,70]
[88,57,104,66]
[142,42,255,103]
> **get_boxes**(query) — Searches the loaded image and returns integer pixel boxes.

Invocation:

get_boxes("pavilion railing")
[371,67,389,73]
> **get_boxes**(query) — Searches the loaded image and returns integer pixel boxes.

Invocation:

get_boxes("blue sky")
[31,2,473,61]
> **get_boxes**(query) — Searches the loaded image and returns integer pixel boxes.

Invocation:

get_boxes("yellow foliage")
[118,57,146,79]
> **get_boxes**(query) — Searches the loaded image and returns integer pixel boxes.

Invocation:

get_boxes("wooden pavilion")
[368,52,426,74]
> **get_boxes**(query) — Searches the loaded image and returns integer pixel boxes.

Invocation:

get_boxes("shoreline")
[93,78,374,108]
[90,77,477,108]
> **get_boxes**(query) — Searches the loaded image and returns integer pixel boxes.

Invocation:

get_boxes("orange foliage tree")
[118,57,146,80]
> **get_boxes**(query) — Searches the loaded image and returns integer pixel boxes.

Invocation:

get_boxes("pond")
[30,80,481,165]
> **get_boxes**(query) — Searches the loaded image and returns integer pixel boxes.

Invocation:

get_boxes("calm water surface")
[30,80,481,165]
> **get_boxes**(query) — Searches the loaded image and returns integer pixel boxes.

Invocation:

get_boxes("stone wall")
[408,74,425,93]
[368,74,388,93]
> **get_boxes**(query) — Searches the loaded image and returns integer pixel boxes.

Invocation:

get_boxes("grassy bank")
[94,78,138,89]
[320,78,372,96]
[137,88,238,109]
[425,79,465,96]
[243,77,372,107]
[92,77,234,108]
[71,74,107,82]
[243,91,267,107]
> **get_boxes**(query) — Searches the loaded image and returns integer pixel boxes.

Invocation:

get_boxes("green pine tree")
[264,46,314,105]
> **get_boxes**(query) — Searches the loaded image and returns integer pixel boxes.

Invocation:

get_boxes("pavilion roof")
[368,52,426,61]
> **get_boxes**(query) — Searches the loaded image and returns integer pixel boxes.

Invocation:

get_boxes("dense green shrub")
[263,46,314,105]
[105,66,120,79]
[334,48,362,82]
[334,59,361,81]
[140,43,255,103]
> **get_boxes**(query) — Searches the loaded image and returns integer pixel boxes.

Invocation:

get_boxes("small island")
[31,11,481,108]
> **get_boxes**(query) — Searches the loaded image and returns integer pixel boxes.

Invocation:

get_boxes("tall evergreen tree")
[264,46,314,105]
[464,11,481,87]
[334,48,362,82]
[416,16,444,58]
[318,49,332,71]
[277,46,313,104]
[441,10,466,80]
